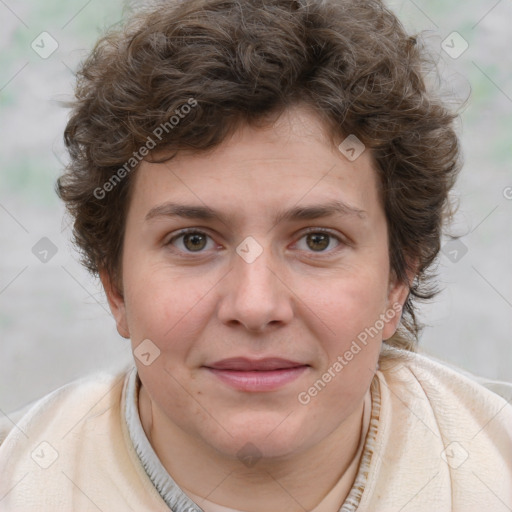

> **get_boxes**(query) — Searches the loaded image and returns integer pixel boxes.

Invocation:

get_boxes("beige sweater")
[1,347,511,511]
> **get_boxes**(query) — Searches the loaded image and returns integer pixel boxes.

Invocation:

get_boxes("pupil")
[307,233,329,251]
[184,233,206,251]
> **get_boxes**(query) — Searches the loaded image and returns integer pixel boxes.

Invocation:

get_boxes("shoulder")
[376,344,512,445]
[359,345,512,508]
[0,363,134,448]
[379,344,512,403]
[0,363,170,510]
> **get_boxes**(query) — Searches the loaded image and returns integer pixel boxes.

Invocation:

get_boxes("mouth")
[204,358,310,392]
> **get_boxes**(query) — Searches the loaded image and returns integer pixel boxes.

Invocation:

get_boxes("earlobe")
[99,269,130,339]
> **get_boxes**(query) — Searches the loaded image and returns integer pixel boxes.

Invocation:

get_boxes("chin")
[202,412,313,461]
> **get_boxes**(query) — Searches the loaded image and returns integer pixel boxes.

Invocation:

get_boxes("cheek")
[124,269,211,352]
[302,270,389,337]
[297,268,389,385]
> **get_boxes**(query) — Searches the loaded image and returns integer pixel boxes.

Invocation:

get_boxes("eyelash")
[165,227,347,257]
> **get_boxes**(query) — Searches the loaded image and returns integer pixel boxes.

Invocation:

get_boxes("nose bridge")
[236,245,275,295]
[217,238,292,330]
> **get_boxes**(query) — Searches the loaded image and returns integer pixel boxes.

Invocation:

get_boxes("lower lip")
[206,366,308,392]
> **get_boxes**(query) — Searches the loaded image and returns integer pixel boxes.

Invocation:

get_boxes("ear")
[99,269,130,339]
[381,265,417,341]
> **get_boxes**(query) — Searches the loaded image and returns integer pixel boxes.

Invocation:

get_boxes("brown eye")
[167,230,214,253]
[306,233,330,251]
[182,232,208,251]
[294,230,342,254]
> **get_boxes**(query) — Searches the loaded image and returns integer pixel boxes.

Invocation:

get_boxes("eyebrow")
[145,200,366,225]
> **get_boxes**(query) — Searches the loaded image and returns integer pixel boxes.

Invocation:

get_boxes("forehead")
[129,105,381,222]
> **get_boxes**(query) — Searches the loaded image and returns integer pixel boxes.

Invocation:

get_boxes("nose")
[216,244,294,332]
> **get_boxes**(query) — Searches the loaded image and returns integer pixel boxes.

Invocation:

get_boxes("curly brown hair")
[57,0,461,351]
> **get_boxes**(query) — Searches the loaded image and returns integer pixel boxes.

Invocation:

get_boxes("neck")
[139,385,367,512]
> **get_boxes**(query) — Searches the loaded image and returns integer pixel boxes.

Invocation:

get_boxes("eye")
[166,228,345,255]
[294,229,342,253]
[166,229,215,253]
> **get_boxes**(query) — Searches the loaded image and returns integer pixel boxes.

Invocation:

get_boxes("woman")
[1,0,511,510]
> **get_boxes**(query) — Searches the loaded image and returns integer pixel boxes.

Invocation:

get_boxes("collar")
[123,367,381,512]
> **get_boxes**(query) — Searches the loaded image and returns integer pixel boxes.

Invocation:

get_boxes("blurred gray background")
[1,0,511,414]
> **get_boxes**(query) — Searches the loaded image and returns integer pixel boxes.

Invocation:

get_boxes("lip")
[207,357,306,371]
[204,358,309,392]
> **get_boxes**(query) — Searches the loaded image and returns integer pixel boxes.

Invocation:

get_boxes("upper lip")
[205,357,308,371]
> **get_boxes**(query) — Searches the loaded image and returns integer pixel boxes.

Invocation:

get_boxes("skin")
[101,104,410,511]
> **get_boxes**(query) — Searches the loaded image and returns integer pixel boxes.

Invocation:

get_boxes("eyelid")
[302,226,350,242]
[299,226,344,238]
[166,227,211,239]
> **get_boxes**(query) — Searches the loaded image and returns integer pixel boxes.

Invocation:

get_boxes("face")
[102,105,408,461]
